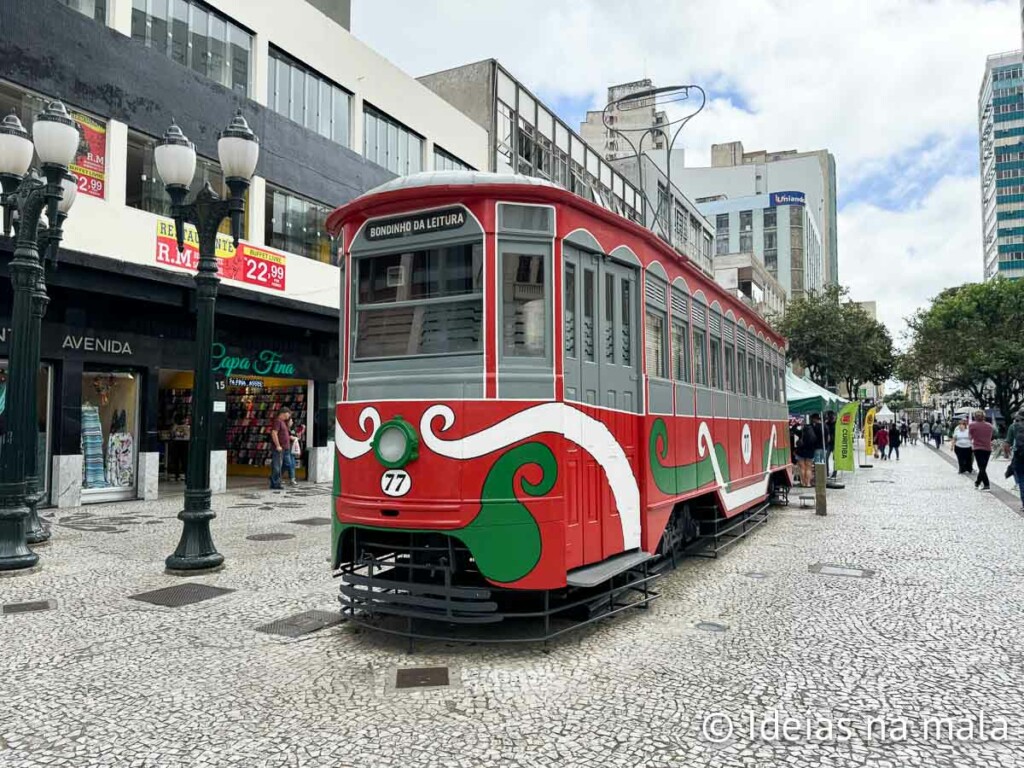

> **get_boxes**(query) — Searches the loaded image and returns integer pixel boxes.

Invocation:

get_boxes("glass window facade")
[131,0,251,95]
[433,146,473,172]
[60,0,106,21]
[264,184,333,264]
[363,104,423,176]
[267,47,351,148]
[716,214,729,255]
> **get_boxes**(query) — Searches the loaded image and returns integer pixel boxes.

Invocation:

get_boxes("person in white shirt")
[951,418,973,475]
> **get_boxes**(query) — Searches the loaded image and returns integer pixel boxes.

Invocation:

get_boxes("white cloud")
[840,173,981,345]
[352,0,1018,338]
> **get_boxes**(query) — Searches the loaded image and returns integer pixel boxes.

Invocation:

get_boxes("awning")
[786,370,848,415]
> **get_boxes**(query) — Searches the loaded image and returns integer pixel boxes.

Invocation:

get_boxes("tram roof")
[362,170,563,196]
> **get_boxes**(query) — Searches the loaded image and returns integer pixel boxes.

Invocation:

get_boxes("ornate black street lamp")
[154,112,258,572]
[0,102,80,572]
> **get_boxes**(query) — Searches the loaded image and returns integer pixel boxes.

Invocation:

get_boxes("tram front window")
[354,241,484,359]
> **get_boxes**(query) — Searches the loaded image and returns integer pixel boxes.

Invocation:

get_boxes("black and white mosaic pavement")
[2,445,1023,767]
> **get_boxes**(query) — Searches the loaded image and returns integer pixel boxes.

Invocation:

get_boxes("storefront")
[0,255,339,508]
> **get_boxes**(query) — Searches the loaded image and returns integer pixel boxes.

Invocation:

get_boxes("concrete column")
[248,175,266,245]
[351,93,364,159]
[105,120,128,209]
[252,34,270,108]
[110,0,132,36]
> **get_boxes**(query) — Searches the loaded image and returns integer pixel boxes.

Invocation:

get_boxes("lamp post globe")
[58,171,78,215]
[154,122,197,191]
[217,111,259,182]
[31,101,79,169]
[0,112,34,178]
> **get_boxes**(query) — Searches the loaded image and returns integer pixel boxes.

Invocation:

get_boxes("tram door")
[562,245,640,566]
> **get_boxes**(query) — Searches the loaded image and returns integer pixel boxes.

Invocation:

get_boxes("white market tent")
[786,370,848,415]
[874,405,895,423]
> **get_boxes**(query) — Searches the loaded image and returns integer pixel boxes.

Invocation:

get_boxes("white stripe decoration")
[334,406,381,459]
[698,421,778,511]
[421,403,642,551]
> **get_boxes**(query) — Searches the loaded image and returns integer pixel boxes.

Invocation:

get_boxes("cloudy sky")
[354,0,1019,344]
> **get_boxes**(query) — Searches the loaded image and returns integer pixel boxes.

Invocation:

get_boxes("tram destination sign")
[365,207,467,242]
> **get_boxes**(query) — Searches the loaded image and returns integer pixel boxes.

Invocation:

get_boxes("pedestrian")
[795,416,819,487]
[910,420,919,446]
[269,406,292,491]
[824,411,837,478]
[931,422,943,449]
[921,420,931,444]
[282,416,299,487]
[875,423,889,460]
[900,421,909,447]
[888,422,902,461]
[951,417,974,475]
[1008,411,1024,510]
[969,410,995,491]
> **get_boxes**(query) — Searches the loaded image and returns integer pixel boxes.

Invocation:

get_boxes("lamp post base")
[25,490,51,545]
[0,496,39,572]
[164,495,223,572]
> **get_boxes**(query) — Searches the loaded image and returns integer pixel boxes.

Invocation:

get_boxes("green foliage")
[772,285,894,397]
[902,279,1024,419]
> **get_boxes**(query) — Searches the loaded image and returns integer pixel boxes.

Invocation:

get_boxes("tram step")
[566,550,654,588]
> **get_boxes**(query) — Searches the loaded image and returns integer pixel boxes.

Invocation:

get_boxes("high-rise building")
[979,50,1024,280]
[579,79,686,183]
[678,141,839,287]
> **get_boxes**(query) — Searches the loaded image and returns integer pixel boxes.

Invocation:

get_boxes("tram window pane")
[692,328,708,386]
[564,264,576,358]
[502,250,547,358]
[621,281,632,367]
[737,349,747,394]
[671,319,689,382]
[645,311,666,378]
[724,343,736,392]
[709,337,722,389]
[354,242,484,359]
[604,274,615,363]
[748,355,757,397]
[583,269,595,363]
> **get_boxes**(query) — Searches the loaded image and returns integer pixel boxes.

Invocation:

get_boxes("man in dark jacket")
[824,411,837,478]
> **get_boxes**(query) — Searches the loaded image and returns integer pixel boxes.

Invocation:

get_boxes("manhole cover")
[695,621,728,633]
[230,504,261,509]
[808,563,875,579]
[869,480,895,484]
[395,666,450,689]
[2,600,55,615]
[246,533,296,542]
[256,609,343,638]
[129,583,235,607]
[743,572,768,580]
[288,518,332,527]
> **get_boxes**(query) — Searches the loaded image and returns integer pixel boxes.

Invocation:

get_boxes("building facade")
[679,141,838,287]
[979,50,1024,280]
[695,193,823,300]
[0,0,488,507]
[713,253,786,320]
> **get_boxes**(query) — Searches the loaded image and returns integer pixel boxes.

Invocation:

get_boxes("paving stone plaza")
[2,442,1023,768]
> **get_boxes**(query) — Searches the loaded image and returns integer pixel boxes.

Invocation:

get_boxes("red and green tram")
[326,172,791,640]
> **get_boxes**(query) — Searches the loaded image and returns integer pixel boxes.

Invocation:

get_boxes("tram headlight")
[372,417,419,469]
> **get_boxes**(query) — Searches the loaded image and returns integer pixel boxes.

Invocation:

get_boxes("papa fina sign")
[211,343,296,379]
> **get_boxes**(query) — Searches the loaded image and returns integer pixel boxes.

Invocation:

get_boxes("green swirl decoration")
[458,441,555,583]
[649,418,730,495]
[334,441,556,584]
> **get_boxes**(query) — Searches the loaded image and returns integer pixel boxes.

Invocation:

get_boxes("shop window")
[132,0,251,96]
[268,47,351,148]
[363,104,423,176]
[501,247,548,358]
[60,0,106,22]
[264,184,333,264]
[126,129,247,235]
[354,241,483,359]
[81,371,139,496]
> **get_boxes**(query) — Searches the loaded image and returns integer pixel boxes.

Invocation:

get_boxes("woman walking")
[931,422,943,449]
[969,410,995,491]
[875,424,890,460]
[951,418,973,475]
[795,417,819,487]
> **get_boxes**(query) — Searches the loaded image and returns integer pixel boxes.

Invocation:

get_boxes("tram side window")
[502,247,549,358]
[747,346,757,397]
[709,335,722,389]
[354,241,483,359]
[737,346,747,395]
[645,310,667,378]
[724,341,735,392]
[757,356,767,400]
[564,263,576,358]
[692,327,708,386]
[671,318,690,382]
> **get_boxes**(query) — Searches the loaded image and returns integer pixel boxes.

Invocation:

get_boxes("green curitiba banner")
[834,402,859,472]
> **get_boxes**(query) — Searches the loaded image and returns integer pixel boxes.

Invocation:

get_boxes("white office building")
[679,141,838,287]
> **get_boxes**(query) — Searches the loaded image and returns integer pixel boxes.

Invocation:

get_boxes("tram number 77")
[380,469,412,497]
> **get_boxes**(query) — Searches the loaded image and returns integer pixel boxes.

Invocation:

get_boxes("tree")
[901,279,1024,420]
[772,285,894,394]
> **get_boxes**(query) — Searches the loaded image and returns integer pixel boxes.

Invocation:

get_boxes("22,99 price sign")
[155,219,287,292]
